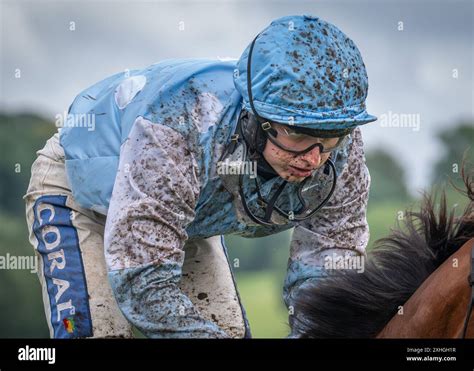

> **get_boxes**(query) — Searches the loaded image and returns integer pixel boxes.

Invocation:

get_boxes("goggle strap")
[261,121,271,131]
[261,121,278,138]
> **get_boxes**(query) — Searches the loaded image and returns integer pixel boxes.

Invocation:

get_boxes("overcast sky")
[1,0,472,193]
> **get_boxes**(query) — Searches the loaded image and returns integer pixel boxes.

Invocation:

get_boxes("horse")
[291,167,474,338]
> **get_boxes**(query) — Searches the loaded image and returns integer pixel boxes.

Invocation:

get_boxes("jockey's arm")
[284,127,371,331]
[104,117,229,338]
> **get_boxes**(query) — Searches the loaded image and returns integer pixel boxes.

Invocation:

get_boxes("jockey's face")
[262,135,332,183]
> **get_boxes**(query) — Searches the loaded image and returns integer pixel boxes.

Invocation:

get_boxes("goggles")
[262,121,351,156]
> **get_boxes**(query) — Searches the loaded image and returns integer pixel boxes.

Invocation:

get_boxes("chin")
[283,174,306,183]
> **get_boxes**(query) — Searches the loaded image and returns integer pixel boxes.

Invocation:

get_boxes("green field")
[235,270,289,338]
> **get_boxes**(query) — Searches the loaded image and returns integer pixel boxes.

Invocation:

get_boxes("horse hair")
[292,165,474,338]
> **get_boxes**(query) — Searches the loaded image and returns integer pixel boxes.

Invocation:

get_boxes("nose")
[299,146,322,168]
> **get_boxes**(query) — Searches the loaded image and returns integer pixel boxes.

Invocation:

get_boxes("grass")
[234,270,289,338]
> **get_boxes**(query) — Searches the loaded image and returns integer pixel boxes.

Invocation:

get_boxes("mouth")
[288,165,313,178]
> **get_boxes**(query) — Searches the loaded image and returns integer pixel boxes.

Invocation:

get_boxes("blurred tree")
[0,113,56,216]
[0,213,49,337]
[0,113,55,337]
[365,149,411,203]
[431,122,474,185]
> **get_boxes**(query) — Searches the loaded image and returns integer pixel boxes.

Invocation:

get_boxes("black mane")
[292,167,474,338]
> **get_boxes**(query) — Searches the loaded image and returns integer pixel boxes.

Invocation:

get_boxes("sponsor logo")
[33,195,92,338]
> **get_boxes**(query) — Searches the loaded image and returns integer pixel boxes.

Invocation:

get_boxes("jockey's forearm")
[103,116,228,337]
[108,263,229,338]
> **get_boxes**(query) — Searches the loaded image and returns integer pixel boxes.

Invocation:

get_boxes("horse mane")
[292,165,474,338]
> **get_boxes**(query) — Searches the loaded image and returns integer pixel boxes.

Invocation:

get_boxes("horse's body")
[377,238,473,338]
[292,169,473,338]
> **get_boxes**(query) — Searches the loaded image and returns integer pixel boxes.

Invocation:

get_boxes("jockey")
[24,14,376,338]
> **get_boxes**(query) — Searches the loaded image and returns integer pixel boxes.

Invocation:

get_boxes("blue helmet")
[233,14,377,130]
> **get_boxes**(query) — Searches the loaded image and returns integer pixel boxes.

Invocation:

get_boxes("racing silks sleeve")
[104,117,229,338]
[284,127,371,319]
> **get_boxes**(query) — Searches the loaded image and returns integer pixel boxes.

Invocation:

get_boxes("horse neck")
[377,238,474,338]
